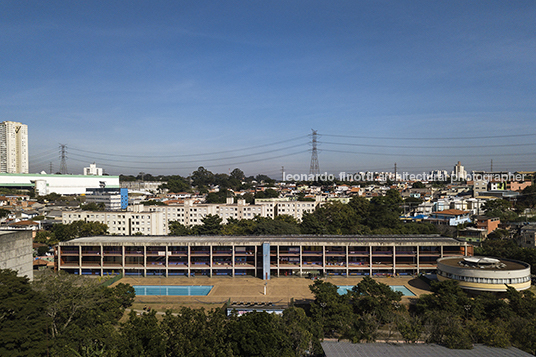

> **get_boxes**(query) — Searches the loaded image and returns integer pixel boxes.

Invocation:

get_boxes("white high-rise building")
[0,121,28,174]
[84,162,103,176]
[452,161,467,181]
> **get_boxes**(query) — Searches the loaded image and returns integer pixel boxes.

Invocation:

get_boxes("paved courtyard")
[116,276,432,311]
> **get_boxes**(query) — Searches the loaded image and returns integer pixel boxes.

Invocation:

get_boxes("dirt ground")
[114,276,432,312]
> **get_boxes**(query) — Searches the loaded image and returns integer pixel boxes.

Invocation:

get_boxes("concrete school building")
[56,235,472,279]
[0,173,120,196]
[437,256,531,293]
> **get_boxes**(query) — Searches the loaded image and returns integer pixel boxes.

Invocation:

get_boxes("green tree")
[118,311,166,357]
[253,216,301,235]
[227,311,294,357]
[0,270,50,356]
[80,202,105,211]
[367,189,403,230]
[194,214,223,235]
[50,221,108,243]
[168,221,191,236]
[349,277,403,324]
[33,272,133,355]
[160,307,232,357]
[0,208,10,218]
[412,181,426,188]
[205,189,231,204]
[160,175,191,193]
[281,307,323,356]
[254,188,279,199]
[255,174,275,185]
[221,218,257,236]
[191,167,215,191]
[309,280,354,338]
[301,201,367,235]
[482,199,518,221]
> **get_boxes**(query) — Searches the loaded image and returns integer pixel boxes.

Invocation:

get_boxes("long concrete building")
[57,235,471,279]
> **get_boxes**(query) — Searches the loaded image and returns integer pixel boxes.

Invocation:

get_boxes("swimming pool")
[337,285,416,297]
[134,285,213,296]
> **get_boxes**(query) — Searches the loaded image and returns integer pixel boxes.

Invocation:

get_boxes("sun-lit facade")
[437,256,531,293]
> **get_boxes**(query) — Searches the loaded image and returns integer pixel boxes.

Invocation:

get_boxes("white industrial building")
[0,173,120,196]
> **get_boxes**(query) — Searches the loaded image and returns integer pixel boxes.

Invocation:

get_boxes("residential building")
[427,209,471,226]
[452,161,467,181]
[508,181,532,192]
[121,180,165,193]
[474,216,500,235]
[0,121,28,174]
[62,210,164,235]
[517,224,536,248]
[83,162,103,176]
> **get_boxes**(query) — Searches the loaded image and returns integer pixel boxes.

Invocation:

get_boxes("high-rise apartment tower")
[0,121,29,174]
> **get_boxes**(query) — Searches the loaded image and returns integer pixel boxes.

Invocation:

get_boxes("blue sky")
[1,1,535,178]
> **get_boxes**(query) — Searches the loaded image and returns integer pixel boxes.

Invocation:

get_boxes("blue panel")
[120,188,128,209]
[262,243,270,280]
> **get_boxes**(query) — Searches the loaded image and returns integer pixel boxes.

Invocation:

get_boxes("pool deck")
[115,276,432,310]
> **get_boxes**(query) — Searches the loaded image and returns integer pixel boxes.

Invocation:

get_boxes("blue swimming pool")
[337,285,416,296]
[134,285,213,296]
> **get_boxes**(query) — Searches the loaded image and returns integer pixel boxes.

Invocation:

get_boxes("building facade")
[0,230,33,280]
[0,121,28,174]
[83,163,103,176]
[62,210,164,235]
[437,256,531,293]
[85,187,128,210]
[57,235,471,279]
[0,173,120,195]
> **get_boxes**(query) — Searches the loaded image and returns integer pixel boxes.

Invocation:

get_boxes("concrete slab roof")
[321,342,533,357]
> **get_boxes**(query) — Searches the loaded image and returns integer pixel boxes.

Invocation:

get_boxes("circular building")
[436,256,531,293]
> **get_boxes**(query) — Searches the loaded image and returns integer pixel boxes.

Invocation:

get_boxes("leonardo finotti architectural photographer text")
[282,172,526,182]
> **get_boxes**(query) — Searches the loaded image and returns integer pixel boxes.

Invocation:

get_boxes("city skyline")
[1,1,535,177]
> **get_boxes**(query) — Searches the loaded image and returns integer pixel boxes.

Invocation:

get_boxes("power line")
[323,133,536,141]
[320,141,536,149]
[66,142,308,165]
[322,149,536,158]
[67,150,310,171]
[68,135,308,159]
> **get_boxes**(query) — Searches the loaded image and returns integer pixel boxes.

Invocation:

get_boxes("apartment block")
[62,210,164,235]
[0,121,28,174]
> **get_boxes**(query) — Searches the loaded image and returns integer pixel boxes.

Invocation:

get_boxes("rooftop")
[438,256,528,271]
[59,235,466,246]
[321,342,533,357]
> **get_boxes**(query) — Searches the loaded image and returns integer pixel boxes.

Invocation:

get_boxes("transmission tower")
[309,129,320,176]
[59,144,68,174]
